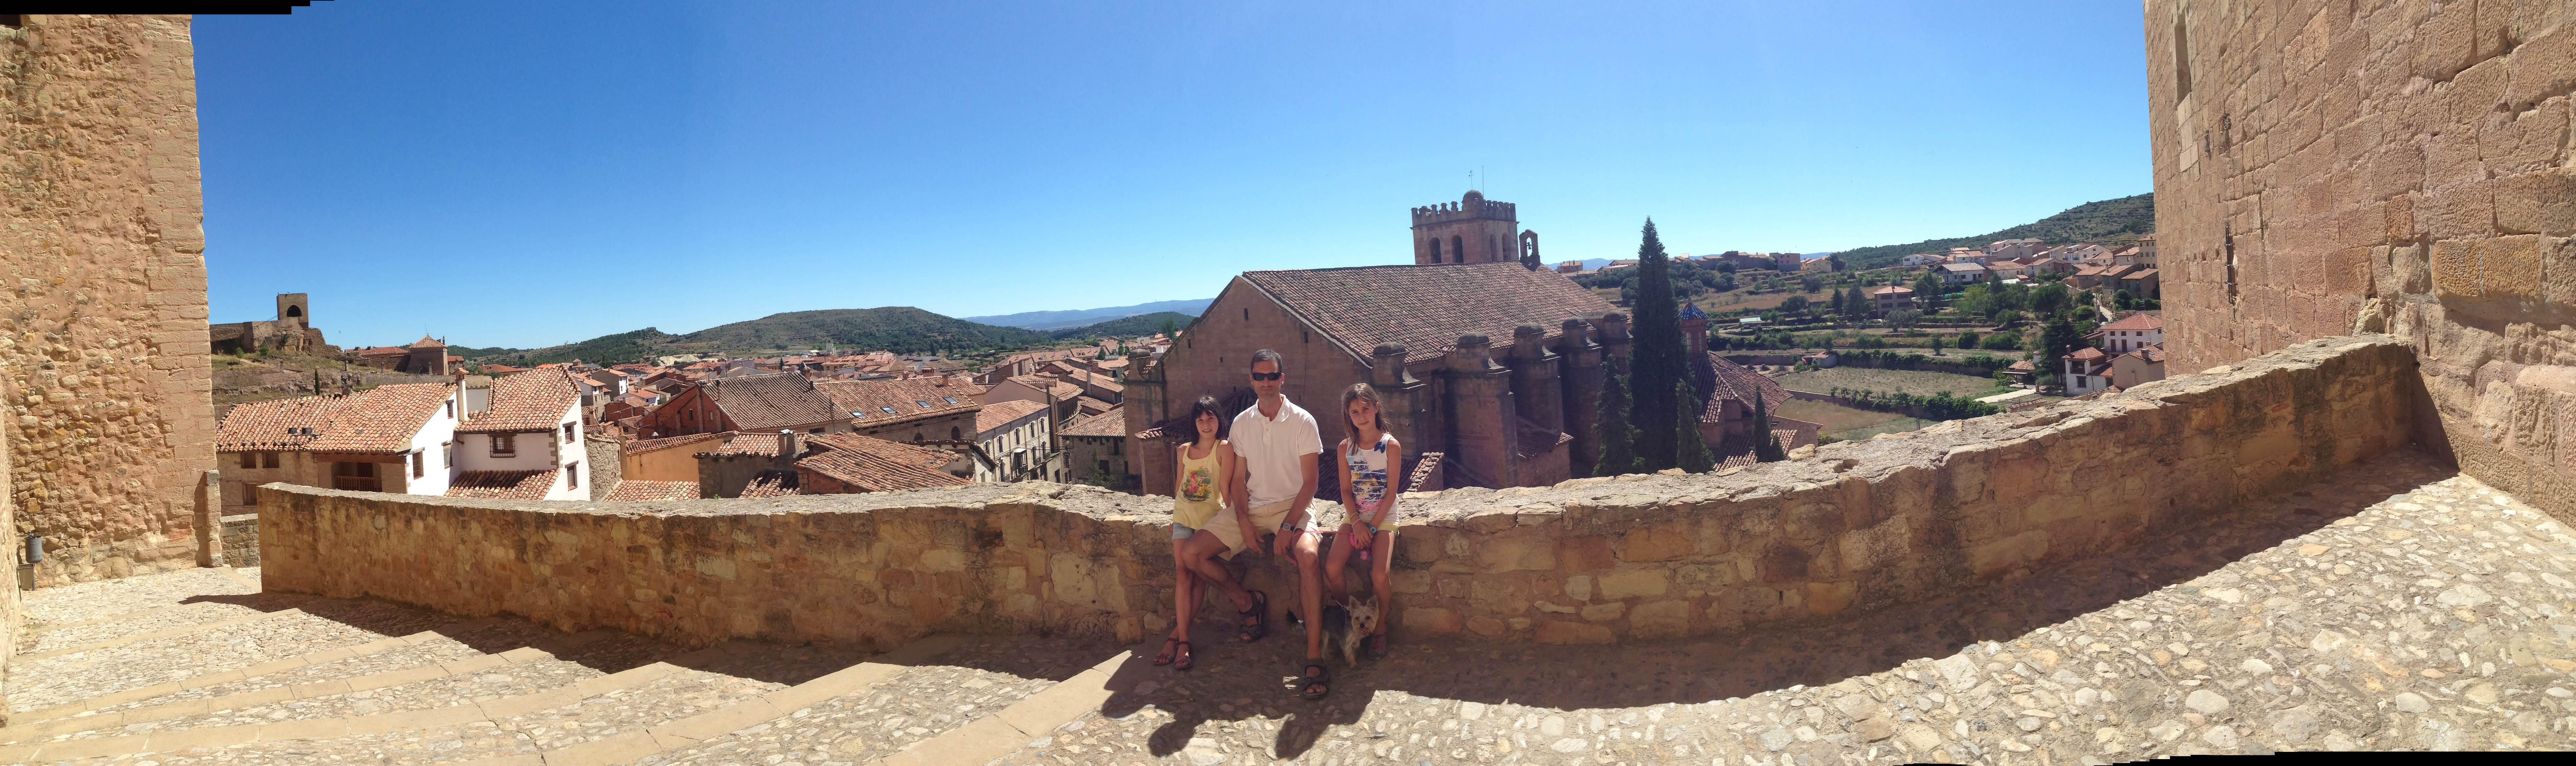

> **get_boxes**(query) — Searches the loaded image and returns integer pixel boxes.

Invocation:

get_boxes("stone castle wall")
[0,15,217,586]
[2147,0,2576,520]
[263,336,2418,650]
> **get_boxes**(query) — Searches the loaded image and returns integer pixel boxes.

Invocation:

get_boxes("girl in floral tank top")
[1327,384,1402,659]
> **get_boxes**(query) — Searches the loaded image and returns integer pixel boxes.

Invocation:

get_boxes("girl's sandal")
[1151,637,1179,666]
[1365,633,1388,659]
[1298,662,1330,700]
[1237,590,1270,643]
[1172,641,1193,671]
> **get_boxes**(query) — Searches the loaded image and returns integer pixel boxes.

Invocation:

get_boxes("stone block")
[2432,239,2483,300]
[1565,574,1593,601]
[1469,577,1529,614]
[2506,22,2576,109]
[1467,616,1507,636]
[1581,601,1626,621]
[1559,535,1614,572]
[1401,606,1463,636]
[1967,530,2049,580]
[1597,568,1669,600]
[1536,620,1614,645]
[1618,523,1692,562]
[1629,599,1690,639]
[2475,235,2548,303]
[1389,569,1433,595]
[1806,581,1857,617]
[1756,541,1812,583]
[1471,532,1557,572]
[1397,524,1447,565]
[2496,168,2576,237]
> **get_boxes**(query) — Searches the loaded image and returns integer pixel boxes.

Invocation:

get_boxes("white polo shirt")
[1231,397,1322,509]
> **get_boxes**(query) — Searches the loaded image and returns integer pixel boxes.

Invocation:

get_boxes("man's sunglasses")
[1250,371,1283,381]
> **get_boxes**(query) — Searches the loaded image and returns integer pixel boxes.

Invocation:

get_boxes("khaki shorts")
[1204,499,1303,560]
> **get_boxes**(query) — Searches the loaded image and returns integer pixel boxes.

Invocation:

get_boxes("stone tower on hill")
[1412,190,1541,268]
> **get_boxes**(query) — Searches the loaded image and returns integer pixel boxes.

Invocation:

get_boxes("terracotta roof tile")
[816,377,979,429]
[445,470,558,500]
[1695,353,1790,422]
[626,432,725,456]
[218,383,458,455]
[458,368,579,434]
[408,335,446,349]
[797,447,971,493]
[603,480,699,501]
[716,431,788,456]
[1061,407,1127,437]
[1240,262,1616,364]
[700,373,840,432]
[2068,347,2106,360]
[975,400,1050,433]
[357,346,411,358]
[2100,312,2165,331]
[738,471,798,498]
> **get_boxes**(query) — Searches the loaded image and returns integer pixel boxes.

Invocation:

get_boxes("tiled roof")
[408,335,446,349]
[2128,345,2169,363]
[703,373,840,432]
[2119,268,2159,280]
[305,384,454,453]
[357,346,411,357]
[816,377,980,429]
[2008,360,2036,371]
[797,448,971,493]
[1239,262,1616,364]
[1005,374,1087,401]
[458,367,579,434]
[445,470,558,500]
[626,432,725,456]
[1075,396,1113,416]
[480,364,527,374]
[1061,407,1127,438]
[218,395,351,452]
[738,471,798,498]
[1869,286,1913,296]
[975,400,1050,434]
[716,430,791,456]
[1940,262,1987,272]
[2068,347,2106,361]
[804,432,960,466]
[1696,352,1791,422]
[603,480,699,501]
[2100,313,2165,331]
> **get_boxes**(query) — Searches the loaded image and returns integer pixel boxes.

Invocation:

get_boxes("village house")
[617,431,723,485]
[637,372,848,438]
[2116,268,2160,299]
[2109,344,2168,390]
[973,399,1056,483]
[1059,407,1133,490]
[214,383,463,515]
[1898,253,1943,267]
[1869,285,1916,317]
[1939,261,1990,285]
[2100,312,2164,353]
[2062,347,2115,397]
[989,373,1089,427]
[446,367,590,501]
[1984,238,2045,260]
[815,375,982,444]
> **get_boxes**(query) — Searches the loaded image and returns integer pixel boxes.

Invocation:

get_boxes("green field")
[1774,398,1905,432]
[1774,367,2005,398]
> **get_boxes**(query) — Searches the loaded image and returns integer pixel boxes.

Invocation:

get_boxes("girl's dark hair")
[1184,395,1229,445]
[1341,383,1386,435]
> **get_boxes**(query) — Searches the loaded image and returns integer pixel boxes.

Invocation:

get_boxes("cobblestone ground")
[10,449,2573,765]
[984,451,2576,764]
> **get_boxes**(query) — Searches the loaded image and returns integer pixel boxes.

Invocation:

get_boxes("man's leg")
[1292,529,1326,663]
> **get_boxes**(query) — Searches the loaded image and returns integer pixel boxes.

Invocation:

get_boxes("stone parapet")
[260,336,2425,650]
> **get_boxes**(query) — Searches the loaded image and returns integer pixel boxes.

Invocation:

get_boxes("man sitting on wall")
[1199,349,1333,700]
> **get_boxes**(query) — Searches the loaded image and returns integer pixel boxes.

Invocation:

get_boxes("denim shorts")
[1171,523,1198,541]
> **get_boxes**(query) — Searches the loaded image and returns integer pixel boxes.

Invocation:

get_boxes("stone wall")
[0,15,218,586]
[262,336,2422,650]
[585,437,621,501]
[2147,0,2576,520]
[220,513,257,567]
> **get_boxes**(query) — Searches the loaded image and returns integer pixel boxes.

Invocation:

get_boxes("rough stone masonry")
[2148,0,2576,521]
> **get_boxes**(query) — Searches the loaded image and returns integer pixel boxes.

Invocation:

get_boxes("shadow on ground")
[1009,449,2457,760]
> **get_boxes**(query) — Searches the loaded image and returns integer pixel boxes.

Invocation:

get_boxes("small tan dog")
[1323,596,1380,666]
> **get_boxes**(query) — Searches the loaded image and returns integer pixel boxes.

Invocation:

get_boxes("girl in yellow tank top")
[1156,395,1261,671]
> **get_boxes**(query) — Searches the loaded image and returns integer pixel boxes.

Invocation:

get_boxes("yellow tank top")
[1173,443,1224,530]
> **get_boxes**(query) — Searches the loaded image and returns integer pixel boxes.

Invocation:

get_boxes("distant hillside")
[466,328,675,366]
[1833,193,2154,269]
[964,298,1212,331]
[677,307,1046,355]
[1049,311,1193,341]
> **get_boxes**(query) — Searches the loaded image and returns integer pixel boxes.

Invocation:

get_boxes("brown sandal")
[1173,641,1194,671]
[1238,590,1270,643]
[1151,637,1179,666]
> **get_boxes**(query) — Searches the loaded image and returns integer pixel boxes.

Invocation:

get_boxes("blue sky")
[198,1,2148,349]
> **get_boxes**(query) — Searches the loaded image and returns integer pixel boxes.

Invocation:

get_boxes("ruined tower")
[1413,190,1537,266]
[276,293,309,329]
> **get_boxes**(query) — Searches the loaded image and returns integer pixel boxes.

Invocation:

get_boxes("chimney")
[776,430,799,472]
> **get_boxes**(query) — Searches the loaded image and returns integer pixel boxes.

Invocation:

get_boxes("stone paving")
[975,450,2576,764]
[6,448,2573,765]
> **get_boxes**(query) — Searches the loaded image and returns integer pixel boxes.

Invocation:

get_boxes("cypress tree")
[1752,390,1788,462]
[1628,219,1684,471]
[1594,369,1643,477]
[1675,378,1716,473]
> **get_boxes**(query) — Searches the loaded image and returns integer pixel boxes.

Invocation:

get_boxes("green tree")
[1780,295,1810,315]
[2113,289,2135,310]
[1674,379,1716,473]
[1594,370,1643,477]
[2038,317,2082,389]
[1915,272,1945,298]
[1958,330,1980,349]
[1751,391,1787,462]
[1799,274,1824,293]
[1930,335,1946,355]
[1627,218,1685,472]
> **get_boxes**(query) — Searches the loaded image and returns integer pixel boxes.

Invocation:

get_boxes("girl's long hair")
[1184,394,1228,446]
[1341,383,1386,437]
